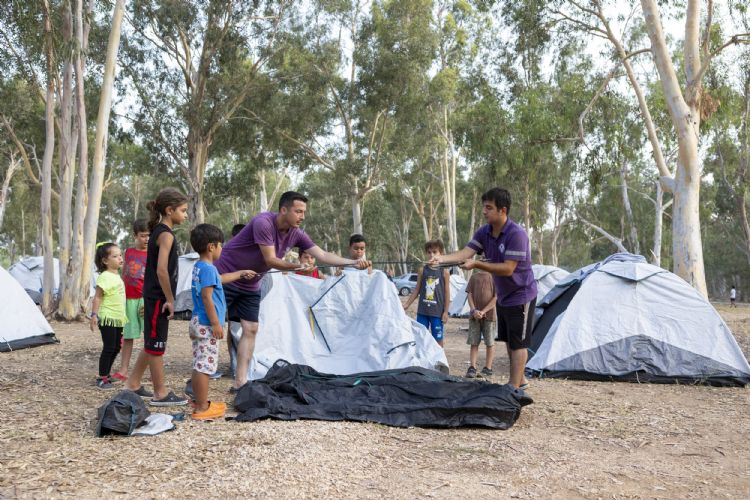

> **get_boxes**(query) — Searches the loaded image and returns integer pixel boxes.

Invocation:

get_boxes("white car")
[393,273,418,296]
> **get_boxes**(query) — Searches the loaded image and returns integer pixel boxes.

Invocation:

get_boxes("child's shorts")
[143,297,169,355]
[467,318,496,346]
[189,316,220,375]
[416,313,444,342]
[123,298,144,340]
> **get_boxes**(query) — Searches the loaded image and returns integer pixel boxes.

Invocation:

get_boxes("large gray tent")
[527,253,750,386]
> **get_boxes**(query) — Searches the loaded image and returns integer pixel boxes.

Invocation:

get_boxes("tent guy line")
[261,260,485,274]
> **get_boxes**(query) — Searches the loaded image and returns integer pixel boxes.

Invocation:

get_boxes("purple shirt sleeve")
[467,228,485,254]
[504,230,528,261]
[252,214,276,247]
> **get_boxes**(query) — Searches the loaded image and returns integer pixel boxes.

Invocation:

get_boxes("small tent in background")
[527,253,750,386]
[448,274,470,317]
[9,256,60,304]
[0,266,57,352]
[532,264,568,303]
[174,252,200,313]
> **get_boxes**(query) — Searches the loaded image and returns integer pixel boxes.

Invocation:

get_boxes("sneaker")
[133,386,154,399]
[192,401,227,421]
[465,366,477,379]
[96,377,113,389]
[184,379,194,399]
[150,391,188,407]
[111,372,127,382]
[480,367,493,377]
[229,382,248,394]
[209,371,223,380]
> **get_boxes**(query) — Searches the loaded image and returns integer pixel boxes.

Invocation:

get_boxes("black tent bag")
[95,390,151,437]
[234,360,533,429]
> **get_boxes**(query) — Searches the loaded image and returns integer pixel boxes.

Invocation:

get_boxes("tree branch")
[577,214,628,253]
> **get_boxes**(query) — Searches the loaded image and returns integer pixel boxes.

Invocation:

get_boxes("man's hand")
[353,258,371,270]
[460,259,477,271]
[211,323,224,340]
[428,255,443,267]
[162,301,174,319]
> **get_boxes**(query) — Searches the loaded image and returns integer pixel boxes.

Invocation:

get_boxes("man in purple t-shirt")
[216,191,370,390]
[431,188,537,390]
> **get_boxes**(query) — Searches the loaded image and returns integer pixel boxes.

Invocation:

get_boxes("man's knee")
[240,321,259,337]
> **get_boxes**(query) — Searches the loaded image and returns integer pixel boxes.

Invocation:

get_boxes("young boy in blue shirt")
[189,224,255,420]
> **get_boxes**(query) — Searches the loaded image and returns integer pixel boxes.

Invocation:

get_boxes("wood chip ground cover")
[1,303,748,498]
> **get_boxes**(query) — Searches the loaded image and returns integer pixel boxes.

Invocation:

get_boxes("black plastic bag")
[95,390,151,437]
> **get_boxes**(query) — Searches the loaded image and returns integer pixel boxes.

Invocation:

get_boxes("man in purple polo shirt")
[431,187,537,389]
[217,191,370,391]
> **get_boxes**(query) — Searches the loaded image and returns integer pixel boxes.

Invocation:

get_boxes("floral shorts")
[189,317,219,375]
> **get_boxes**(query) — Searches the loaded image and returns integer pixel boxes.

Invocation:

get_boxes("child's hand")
[472,310,484,320]
[442,311,448,323]
[460,260,477,271]
[162,301,174,319]
[89,316,97,332]
[212,323,224,340]
[240,270,257,280]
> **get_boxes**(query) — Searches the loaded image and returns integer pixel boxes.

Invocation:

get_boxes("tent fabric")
[234,360,533,429]
[527,253,750,386]
[448,274,470,317]
[8,256,96,304]
[174,252,200,312]
[0,266,57,352]
[532,265,568,303]
[249,271,448,380]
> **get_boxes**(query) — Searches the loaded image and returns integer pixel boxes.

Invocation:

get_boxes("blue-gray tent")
[527,253,750,386]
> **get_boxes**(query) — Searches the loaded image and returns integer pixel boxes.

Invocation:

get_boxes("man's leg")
[508,348,527,388]
[233,320,259,388]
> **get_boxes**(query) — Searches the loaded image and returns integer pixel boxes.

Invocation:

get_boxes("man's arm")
[463,259,518,277]
[306,245,369,269]
[259,245,303,271]
[431,246,477,266]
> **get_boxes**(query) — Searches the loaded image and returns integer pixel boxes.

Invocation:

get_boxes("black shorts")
[144,296,169,356]
[496,298,536,350]
[224,285,261,323]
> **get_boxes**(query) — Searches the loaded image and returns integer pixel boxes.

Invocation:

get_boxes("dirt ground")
[1,302,749,499]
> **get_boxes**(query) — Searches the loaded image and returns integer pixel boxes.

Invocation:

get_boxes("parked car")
[393,273,418,296]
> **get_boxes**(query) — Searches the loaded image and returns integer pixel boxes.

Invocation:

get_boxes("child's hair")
[424,239,445,253]
[132,218,149,234]
[95,243,119,272]
[190,224,224,254]
[299,247,313,258]
[349,234,366,246]
[279,191,308,210]
[481,187,512,215]
[231,223,245,237]
[146,188,188,231]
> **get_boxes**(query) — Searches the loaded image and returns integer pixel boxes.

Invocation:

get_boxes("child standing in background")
[403,240,451,347]
[90,243,128,389]
[113,219,150,381]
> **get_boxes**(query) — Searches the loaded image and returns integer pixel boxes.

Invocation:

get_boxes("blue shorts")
[416,314,444,342]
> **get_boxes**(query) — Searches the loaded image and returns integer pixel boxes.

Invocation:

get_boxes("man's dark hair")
[190,223,224,254]
[132,219,149,234]
[231,223,245,237]
[481,187,512,215]
[279,191,308,211]
[349,234,366,246]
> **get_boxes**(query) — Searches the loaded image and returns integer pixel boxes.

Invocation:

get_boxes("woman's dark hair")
[146,188,188,231]
[95,243,119,272]
[132,218,149,234]
[190,224,224,254]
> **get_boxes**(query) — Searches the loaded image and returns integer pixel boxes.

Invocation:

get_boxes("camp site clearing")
[1,303,749,498]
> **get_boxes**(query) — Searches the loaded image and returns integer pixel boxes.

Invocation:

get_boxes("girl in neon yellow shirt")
[90,243,128,389]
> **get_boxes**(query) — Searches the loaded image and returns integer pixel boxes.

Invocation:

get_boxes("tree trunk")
[641,0,707,296]
[259,169,268,212]
[80,0,125,306]
[41,1,56,315]
[620,163,640,255]
[0,155,19,231]
[187,136,210,225]
[351,189,363,235]
[468,186,478,244]
[535,230,544,265]
[652,181,664,266]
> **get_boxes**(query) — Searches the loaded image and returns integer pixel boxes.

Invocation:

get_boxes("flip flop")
[519,383,530,390]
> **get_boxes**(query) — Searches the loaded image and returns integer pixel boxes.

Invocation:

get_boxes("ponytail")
[147,188,188,231]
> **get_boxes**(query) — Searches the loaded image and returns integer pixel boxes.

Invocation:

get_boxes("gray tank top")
[417,265,445,318]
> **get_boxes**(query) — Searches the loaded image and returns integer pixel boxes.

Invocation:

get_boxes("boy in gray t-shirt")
[403,240,451,347]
